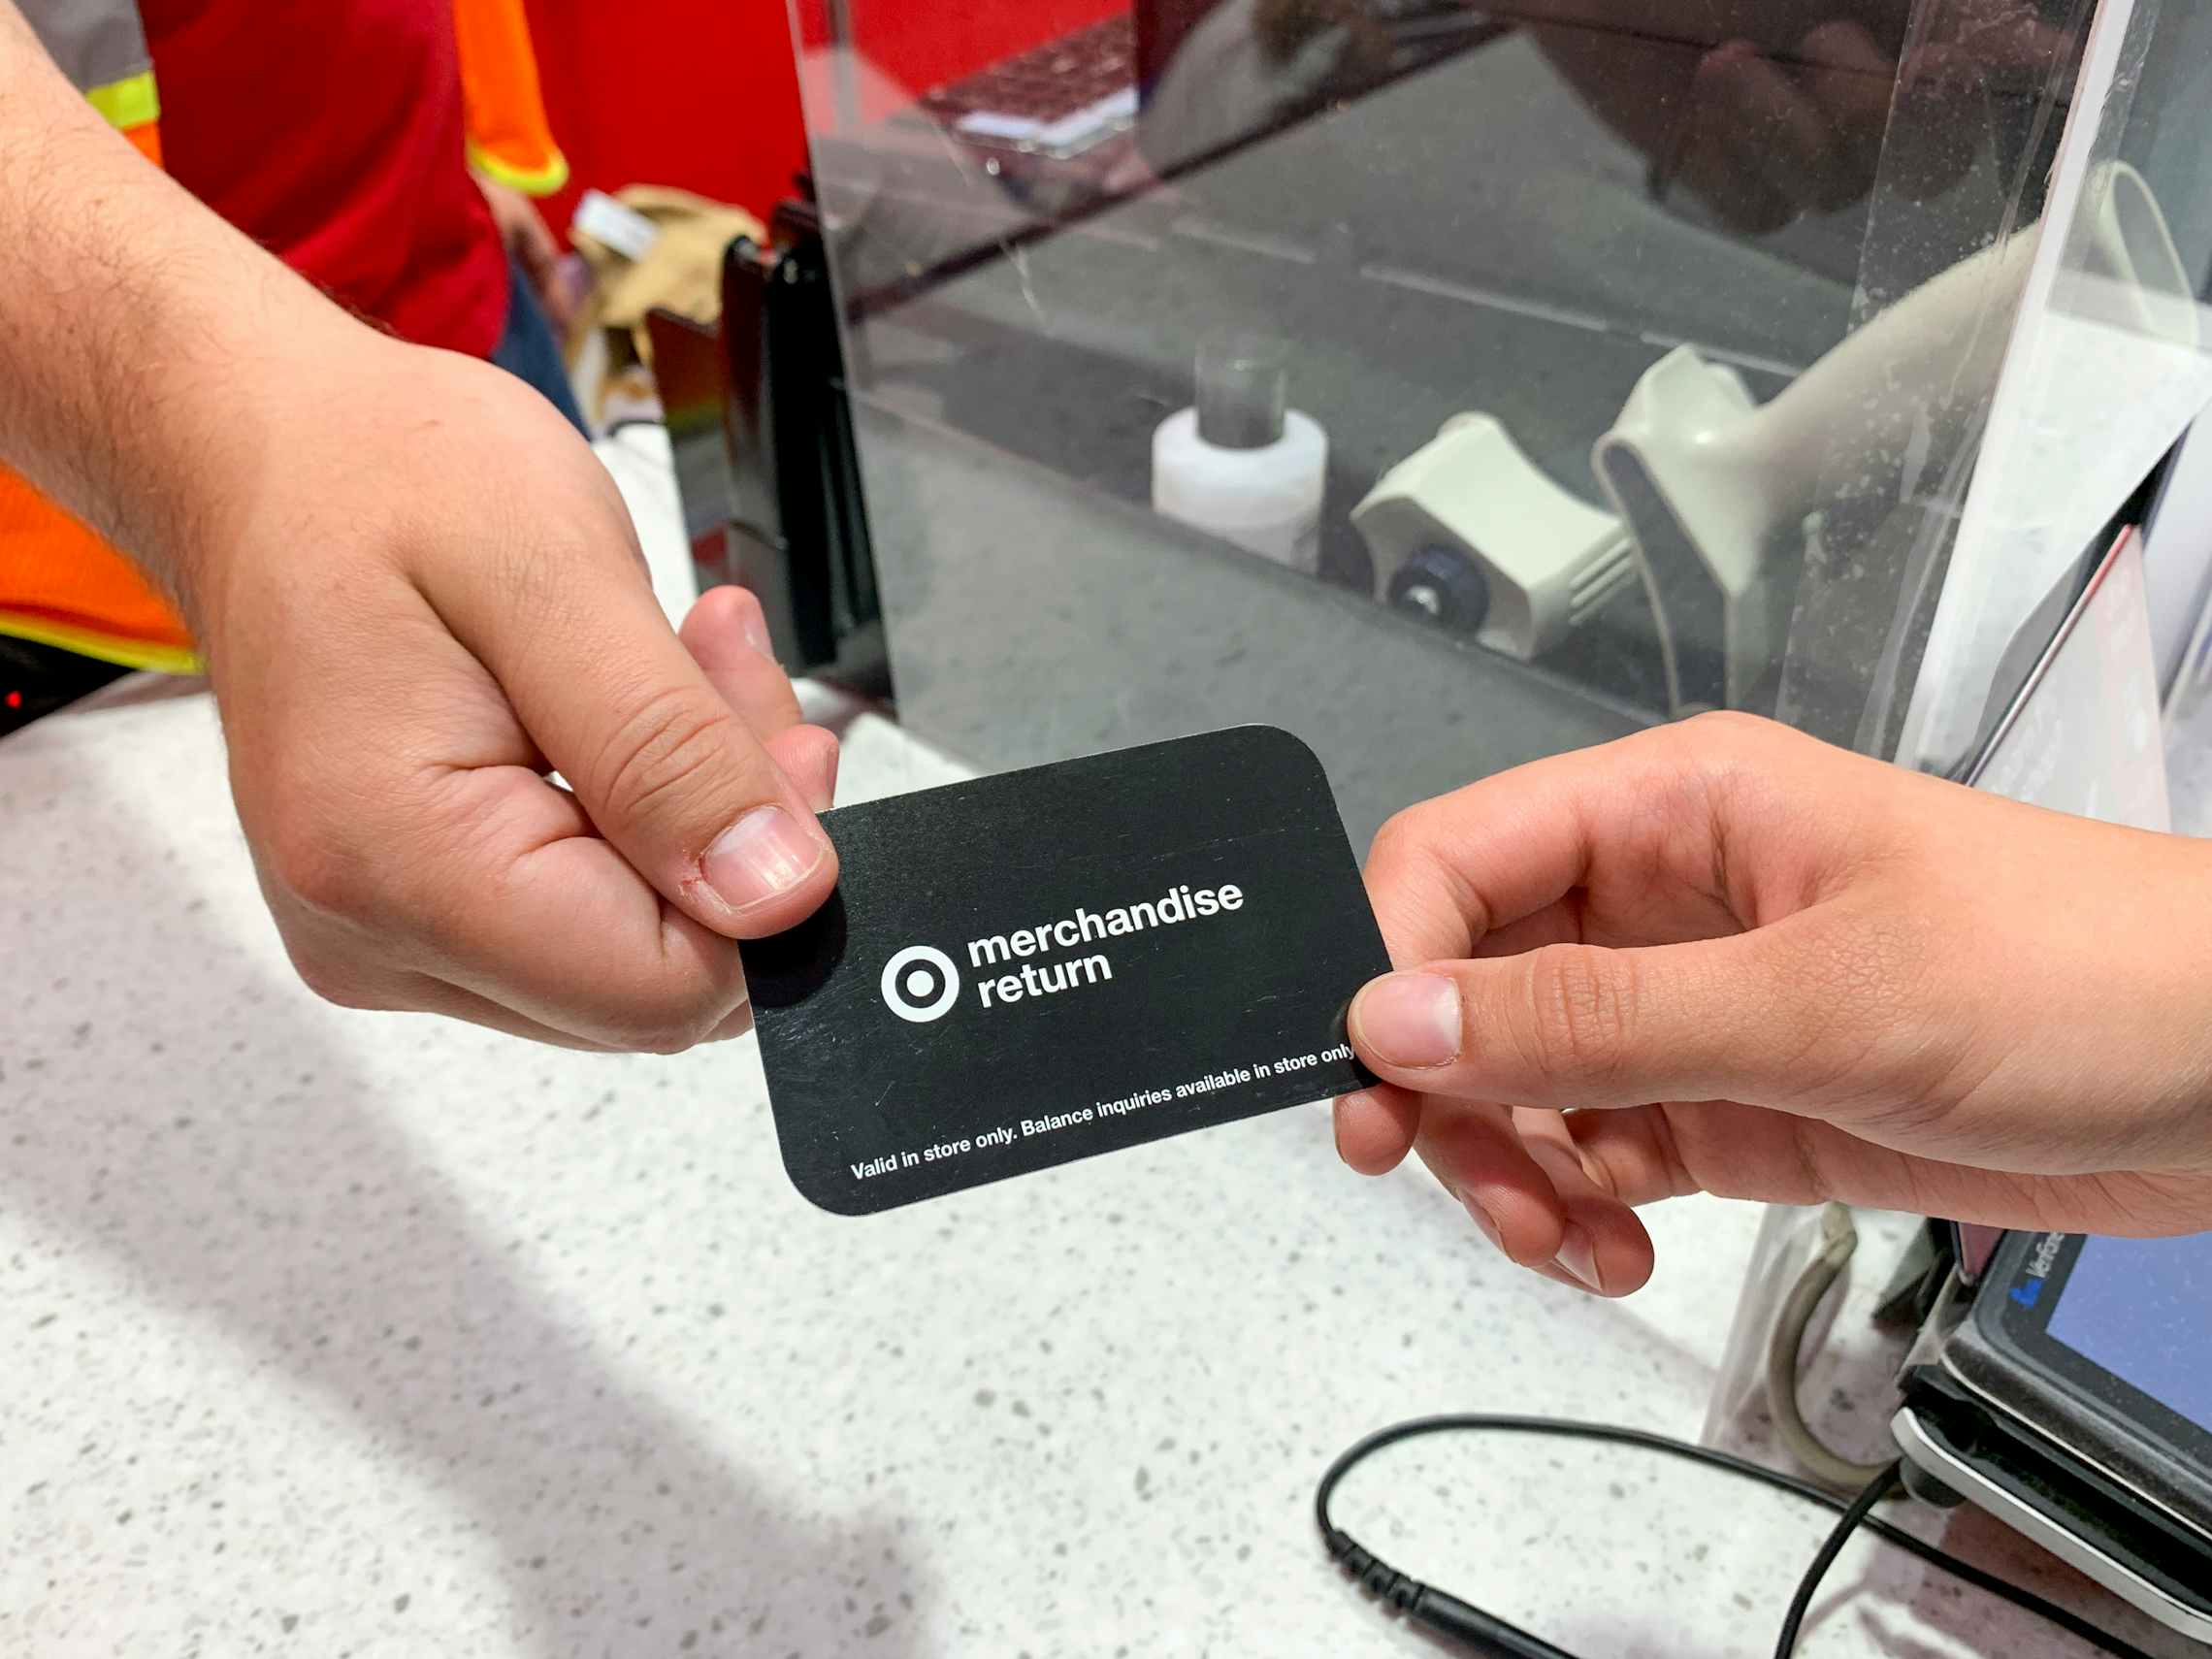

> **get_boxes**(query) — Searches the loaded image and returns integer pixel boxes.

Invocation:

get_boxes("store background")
[522,0,1127,232]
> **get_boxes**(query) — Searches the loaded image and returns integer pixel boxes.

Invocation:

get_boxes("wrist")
[155,302,401,638]
[0,37,397,634]
[166,309,424,676]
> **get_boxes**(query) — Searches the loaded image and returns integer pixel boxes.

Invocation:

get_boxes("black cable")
[1316,1414,2162,1659]
[1772,1461,1901,1657]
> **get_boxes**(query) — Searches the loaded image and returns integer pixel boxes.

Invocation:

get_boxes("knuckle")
[589,686,755,836]
[285,948,384,1012]
[1675,707,1778,761]
[263,815,379,924]
[1684,707,1768,738]
[641,1024,714,1057]
[605,999,725,1056]
[1365,801,1489,957]
[591,964,737,1055]
[1369,793,1481,895]
[1517,945,1637,1090]
[1362,809,1433,885]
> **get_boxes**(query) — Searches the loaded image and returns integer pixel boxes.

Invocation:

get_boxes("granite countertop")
[0,435,2169,1659]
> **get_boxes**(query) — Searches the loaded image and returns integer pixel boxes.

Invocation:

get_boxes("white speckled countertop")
[0,434,2168,1659]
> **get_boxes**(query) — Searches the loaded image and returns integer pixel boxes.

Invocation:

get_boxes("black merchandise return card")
[739,726,1389,1215]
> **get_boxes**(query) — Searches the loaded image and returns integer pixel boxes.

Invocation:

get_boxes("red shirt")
[141,1,509,358]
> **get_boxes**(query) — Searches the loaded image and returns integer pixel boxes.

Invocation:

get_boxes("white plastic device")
[1595,160,2195,717]
[1351,413,1638,662]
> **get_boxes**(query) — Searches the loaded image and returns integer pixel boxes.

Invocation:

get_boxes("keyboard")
[917,16,1139,160]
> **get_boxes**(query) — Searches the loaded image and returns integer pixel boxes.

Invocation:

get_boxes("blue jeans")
[489,254,590,437]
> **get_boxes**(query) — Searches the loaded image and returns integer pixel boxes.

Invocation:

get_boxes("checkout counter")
[2,449,2196,1656]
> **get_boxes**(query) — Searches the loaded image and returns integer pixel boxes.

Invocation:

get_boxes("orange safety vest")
[3,0,566,673]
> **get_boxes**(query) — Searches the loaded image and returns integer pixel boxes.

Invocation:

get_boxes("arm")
[0,2,317,582]
[0,4,838,1048]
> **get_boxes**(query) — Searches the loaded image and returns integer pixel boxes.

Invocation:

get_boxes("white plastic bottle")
[1152,339,1327,572]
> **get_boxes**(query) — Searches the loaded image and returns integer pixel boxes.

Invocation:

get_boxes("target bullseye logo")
[879,944,961,1024]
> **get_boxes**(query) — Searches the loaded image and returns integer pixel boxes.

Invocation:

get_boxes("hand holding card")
[740,727,1388,1214]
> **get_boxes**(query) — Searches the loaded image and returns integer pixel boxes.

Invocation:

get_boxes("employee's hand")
[1333,714,2212,1297]
[197,336,840,1049]
[0,6,836,1050]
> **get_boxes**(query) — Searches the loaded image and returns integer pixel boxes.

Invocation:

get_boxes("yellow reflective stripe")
[468,140,569,198]
[0,612,199,675]
[84,70,160,133]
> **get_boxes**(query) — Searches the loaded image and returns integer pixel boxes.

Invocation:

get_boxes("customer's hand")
[1334,714,2212,1296]
[194,330,839,1050]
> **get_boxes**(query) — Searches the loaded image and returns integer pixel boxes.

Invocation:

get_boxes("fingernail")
[1352,973,1462,1068]
[1462,1192,1503,1249]
[701,805,824,911]
[1554,1222,1604,1294]
[738,604,775,659]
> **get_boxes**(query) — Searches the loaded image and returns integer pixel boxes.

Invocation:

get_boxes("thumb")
[430,477,838,938]
[1347,922,1858,1113]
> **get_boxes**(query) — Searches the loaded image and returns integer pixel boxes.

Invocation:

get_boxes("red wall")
[524,0,1124,235]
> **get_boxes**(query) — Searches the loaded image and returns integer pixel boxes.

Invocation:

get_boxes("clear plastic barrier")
[788,0,2212,833]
